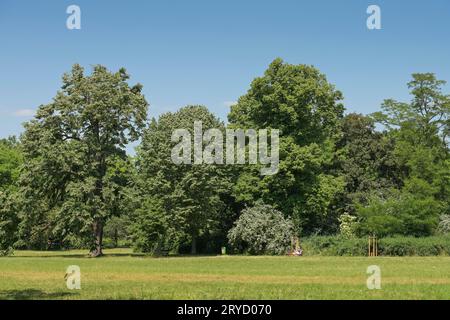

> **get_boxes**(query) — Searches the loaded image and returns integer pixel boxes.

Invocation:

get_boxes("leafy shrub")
[302,235,450,256]
[338,213,358,239]
[301,235,367,256]
[228,203,294,255]
[356,190,442,237]
[129,198,181,255]
[0,191,19,254]
[438,215,450,234]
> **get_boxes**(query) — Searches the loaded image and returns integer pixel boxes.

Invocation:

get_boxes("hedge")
[301,235,450,256]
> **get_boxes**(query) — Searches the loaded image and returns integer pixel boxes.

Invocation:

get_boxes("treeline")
[0,59,449,256]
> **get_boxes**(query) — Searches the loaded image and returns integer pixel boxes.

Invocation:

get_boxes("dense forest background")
[1,59,449,256]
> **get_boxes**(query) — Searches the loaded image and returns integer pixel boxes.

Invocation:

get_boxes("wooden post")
[368,235,378,257]
[375,236,378,256]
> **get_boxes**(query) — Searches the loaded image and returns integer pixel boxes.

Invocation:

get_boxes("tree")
[438,214,450,234]
[356,188,442,237]
[355,73,450,237]
[334,114,400,215]
[129,196,181,254]
[19,64,148,256]
[228,202,295,255]
[228,58,345,234]
[0,136,22,192]
[136,105,231,254]
[373,73,449,147]
[104,215,131,248]
[0,137,22,255]
[372,73,450,218]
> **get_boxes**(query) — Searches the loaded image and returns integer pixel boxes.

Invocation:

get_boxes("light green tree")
[228,58,345,234]
[18,64,147,256]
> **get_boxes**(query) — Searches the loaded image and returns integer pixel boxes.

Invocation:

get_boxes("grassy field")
[1,249,449,300]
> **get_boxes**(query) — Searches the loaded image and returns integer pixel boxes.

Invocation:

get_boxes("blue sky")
[1,0,450,148]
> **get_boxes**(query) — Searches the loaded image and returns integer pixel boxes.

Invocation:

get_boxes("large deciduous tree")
[356,73,450,237]
[19,64,148,256]
[0,137,22,254]
[228,58,345,234]
[334,113,400,215]
[135,105,231,254]
[0,137,22,192]
[373,74,449,205]
[373,73,450,147]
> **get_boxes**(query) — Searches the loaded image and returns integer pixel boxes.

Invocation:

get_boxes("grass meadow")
[1,249,449,300]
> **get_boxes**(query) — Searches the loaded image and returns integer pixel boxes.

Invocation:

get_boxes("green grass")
[1,249,449,300]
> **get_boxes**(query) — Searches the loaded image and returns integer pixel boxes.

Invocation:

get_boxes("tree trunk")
[191,236,197,255]
[90,220,104,257]
[114,228,118,248]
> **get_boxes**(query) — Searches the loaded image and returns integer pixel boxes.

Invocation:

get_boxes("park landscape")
[1,250,450,300]
[0,57,449,300]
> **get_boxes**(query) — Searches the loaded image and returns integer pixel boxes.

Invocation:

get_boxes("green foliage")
[2,62,450,255]
[228,203,295,255]
[228,58,344,144]
[438,215,450,234]
[372,74,449,198]
[136,105,232,254]
[338,213,358,239]
[0,137,22,253]
[129,197,182,255]
[103,216,131,248]
[360,73,450,238]
[228,58,345,234]
[0,193,20,255]
[356,189,442,237]
[302,235,450,256]
[17,64,148,256]
[301,235,368,256]
[373,73,449,146]
[0,137,22,192]
[334,114,400,214]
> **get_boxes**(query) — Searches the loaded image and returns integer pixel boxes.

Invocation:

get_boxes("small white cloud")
[13,109,35,117]
[224,101,237,107]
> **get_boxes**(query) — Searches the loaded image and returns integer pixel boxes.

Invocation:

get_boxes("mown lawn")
[0,249,449,300]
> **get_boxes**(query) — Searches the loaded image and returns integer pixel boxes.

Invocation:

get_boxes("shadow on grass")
[0,289,78,300]
[11,252,146,259]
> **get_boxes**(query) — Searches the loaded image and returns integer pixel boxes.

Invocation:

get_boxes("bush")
[129,198,182,255]
[356,191,442,237]
[0,191,19,253]
[228,203,295,255]
[438,215,450,234]
[338,213,358,239]
[302,235,450,256]
[301,235,367,256]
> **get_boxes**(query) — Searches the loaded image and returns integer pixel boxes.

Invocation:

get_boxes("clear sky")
[1,0,450,148]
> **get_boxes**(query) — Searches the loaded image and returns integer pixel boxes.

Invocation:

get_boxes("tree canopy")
[229,58,345,234]
[17,64,148,256]
[135,105,231,254]
[1,61,449,256]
